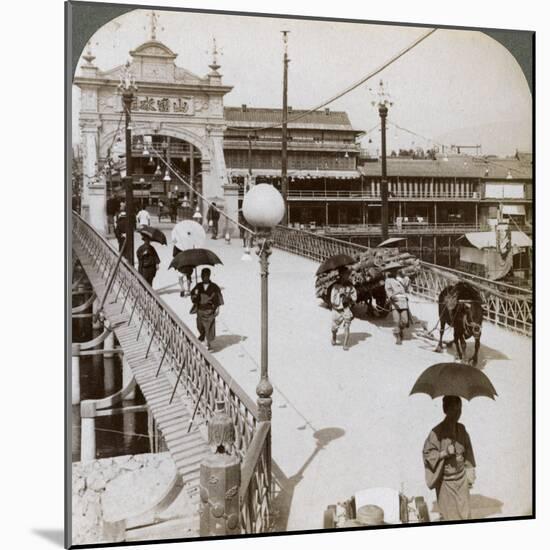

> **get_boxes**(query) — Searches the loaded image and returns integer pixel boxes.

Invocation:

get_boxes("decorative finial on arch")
[208,37,222,73]
[149,10,164,40]
[83,40,96,66]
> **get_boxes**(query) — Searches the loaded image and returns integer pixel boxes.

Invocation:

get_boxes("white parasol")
[171,220,206,251]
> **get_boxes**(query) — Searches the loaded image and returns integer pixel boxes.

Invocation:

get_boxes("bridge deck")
[76,224,532,533]
[147,230,532,530]
[74,238,205,538]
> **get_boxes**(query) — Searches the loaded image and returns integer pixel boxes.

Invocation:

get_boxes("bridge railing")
[272,225,532,336]
[72,213,272,533]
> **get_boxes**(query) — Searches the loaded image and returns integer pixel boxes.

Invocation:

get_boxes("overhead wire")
[224,28,438,134]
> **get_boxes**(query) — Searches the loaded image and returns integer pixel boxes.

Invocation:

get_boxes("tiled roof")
[358,155,532,179]
[224,107,357,131]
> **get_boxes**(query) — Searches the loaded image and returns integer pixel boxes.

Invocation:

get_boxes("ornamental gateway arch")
[74,36,239,235]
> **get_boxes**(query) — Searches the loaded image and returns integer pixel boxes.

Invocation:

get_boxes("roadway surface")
[123,228,532,530]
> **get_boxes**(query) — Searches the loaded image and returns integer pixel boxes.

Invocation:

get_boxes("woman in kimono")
[423,395,476,521]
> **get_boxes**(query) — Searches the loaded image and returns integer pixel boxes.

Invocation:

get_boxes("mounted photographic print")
[66,1,534,547]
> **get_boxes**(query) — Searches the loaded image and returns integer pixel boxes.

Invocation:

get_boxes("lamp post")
[161,140,171,196]
[280,31,290,226]
[242,184,285,422]
[118,61,138,264]
[372,79,393,241]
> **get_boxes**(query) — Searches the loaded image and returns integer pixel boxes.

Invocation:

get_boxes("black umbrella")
[315,254,355,276]
[169,248,223,270]
[137,225,167,245]
[409,362,497,401]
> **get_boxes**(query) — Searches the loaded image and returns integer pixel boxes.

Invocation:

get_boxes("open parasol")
[172,220,206,251]
[137,225,167,245]
[409,362,497,401]
[169,248,223,270]
[315,254,355,276]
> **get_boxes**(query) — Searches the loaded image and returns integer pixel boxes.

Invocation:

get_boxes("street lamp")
[193,205,203,222]
[371,79,393,240]
[242,184,285,422]
[118,60,138,264]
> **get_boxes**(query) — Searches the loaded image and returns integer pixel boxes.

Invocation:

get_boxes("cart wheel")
[324,505,337,529]
[415,497,430,523]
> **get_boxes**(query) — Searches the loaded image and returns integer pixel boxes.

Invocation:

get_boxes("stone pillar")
[80,401,96,462]
[80,121,99,217]
[72,343,81,406]
[88,177,108,235]
[222,182,240,237]
[200,401,241,536]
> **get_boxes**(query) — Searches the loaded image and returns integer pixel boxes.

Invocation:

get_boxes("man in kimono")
[136,235,160,286]
[384,265,411,345]
[190,268,224,351]
[423,396,476,521]
[330,267,357,351]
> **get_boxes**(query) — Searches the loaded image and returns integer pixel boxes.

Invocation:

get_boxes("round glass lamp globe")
[242,184,285,228]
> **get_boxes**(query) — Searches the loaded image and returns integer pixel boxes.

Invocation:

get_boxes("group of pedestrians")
[112,203,224,352]
[329,264,412,349]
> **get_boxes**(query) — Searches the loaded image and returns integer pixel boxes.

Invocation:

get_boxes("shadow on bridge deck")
[122,229,533,531]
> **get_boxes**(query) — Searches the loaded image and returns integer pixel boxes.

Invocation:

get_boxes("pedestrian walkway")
[133,229,532,529]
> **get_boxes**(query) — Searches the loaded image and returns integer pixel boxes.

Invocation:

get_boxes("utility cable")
[225,28,438,134]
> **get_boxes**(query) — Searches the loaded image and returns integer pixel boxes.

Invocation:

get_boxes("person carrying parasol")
[411,362,496,522]
[422,395,476,521]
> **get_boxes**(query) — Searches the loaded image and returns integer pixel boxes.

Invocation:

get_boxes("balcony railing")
[287,190,479,199]
[320,223,491,235]
[224,138,360,152]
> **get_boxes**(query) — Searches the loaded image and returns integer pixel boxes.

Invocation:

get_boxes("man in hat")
[190,268,224,351]
[384,264,411,345]
[329,267,357,350]
[423,396,476,521]
[136,234,160,286]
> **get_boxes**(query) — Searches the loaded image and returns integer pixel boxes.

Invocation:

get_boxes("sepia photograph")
[66,1,534,546]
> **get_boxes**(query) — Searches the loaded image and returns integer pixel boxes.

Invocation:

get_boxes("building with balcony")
[223,105,363,216]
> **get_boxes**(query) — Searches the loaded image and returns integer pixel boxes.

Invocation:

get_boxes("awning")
[377,237,407,248]
[502,204,526,215]
[459,231,532,249]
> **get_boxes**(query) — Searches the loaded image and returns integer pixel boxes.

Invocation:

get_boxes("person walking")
[136,206,151,229]
[207,203,220,239]
[171,228,193,297]
[384,264,411,345]
[190,268,224,351]
[114,205,128,252]
[136,234,160,286]
[330,267,357,350]
[423,396,476,521]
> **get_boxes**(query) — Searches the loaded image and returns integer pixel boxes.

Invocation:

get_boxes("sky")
[72,8,532,156]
